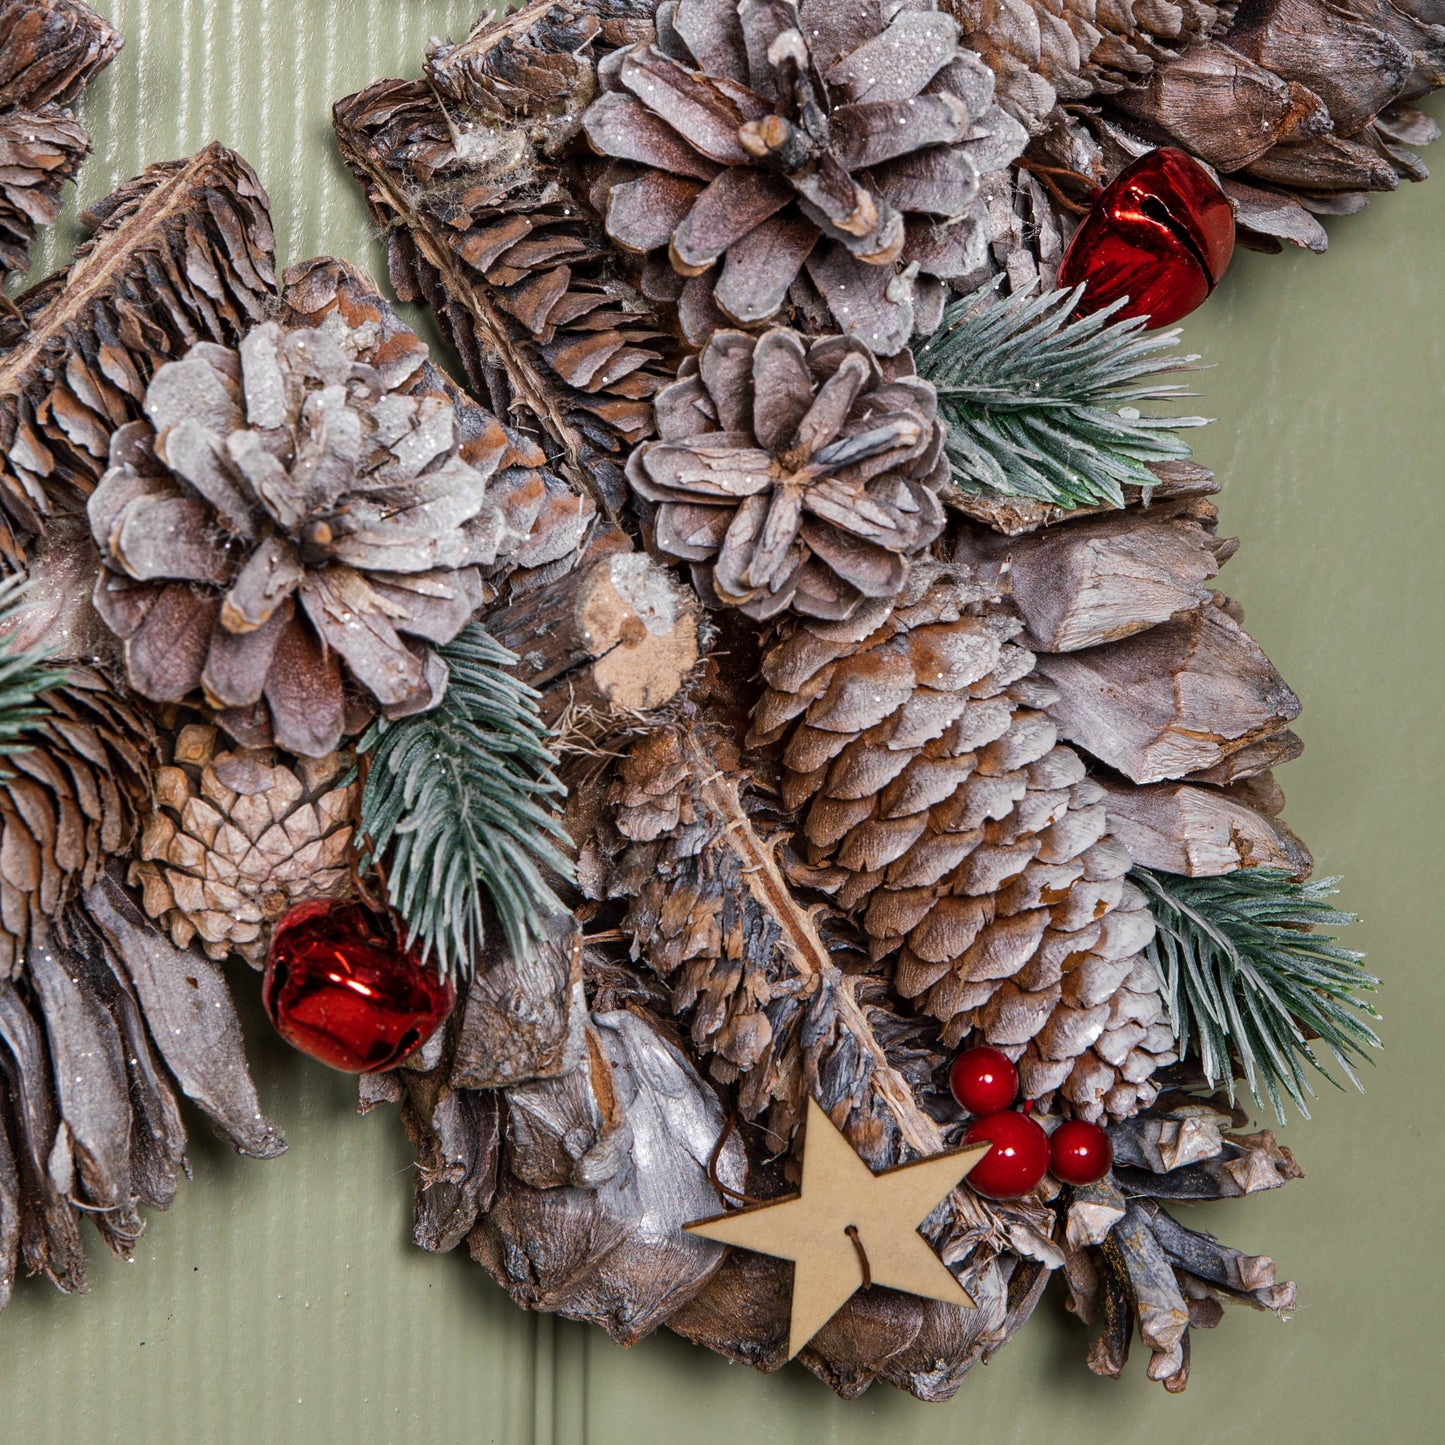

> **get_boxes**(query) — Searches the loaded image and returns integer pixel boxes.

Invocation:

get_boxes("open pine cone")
[86,315,520,757]
[628,327,946,620]
[584,0,1027,352]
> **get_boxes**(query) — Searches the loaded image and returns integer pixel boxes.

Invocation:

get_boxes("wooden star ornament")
[684,1098,992,1358]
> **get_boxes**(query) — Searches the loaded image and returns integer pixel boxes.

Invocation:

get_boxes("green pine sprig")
[912,283,1209,510]
[1133,866,1379,1123]
[0,576,69,780]
[356,623,574,980]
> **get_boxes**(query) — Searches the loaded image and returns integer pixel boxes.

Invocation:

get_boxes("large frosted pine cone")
[748,560,1176,1119]
[87,315,518,758]
[583,0,1027,352]
[129,722,358,965]
[627,327,947,621]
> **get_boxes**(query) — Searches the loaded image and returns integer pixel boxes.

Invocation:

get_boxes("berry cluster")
[948,1048,1113,1199]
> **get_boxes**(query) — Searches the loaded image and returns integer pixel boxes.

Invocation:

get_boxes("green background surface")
[3,2,1443,1440]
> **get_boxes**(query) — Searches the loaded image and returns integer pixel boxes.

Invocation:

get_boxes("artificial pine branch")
[913,284,1209,509]
[1133,866,1379,1122]
[357,623,574,980]
[0,576,69,777]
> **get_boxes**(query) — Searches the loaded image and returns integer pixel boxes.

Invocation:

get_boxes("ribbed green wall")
[3,4,1442,1441]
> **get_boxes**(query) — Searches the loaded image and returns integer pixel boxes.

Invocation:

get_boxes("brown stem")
[1013,157,1099,216]
[844,1225,872,1289]
[707,1112,771,1207]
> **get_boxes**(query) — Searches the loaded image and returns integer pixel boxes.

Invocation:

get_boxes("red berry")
[948,1046,1019,1115]
[1058,147,1235,329]
[962,1111,1051,1200]
[263,899,455,1073]
[1049,1119,1114,1187]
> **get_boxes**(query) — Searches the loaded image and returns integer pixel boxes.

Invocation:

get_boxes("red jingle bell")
[1049,1119,1114,1187]
[1058,147,1235,328]
[262,898,455,1074]
[962,1110,1051,1200]
[949,1046,1020,1115]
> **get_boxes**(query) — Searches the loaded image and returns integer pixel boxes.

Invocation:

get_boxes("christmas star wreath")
[0,0,1426,1400]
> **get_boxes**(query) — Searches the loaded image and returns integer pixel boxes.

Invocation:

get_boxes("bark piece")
[452,909,588,1089]
[83,869,285,1159]
[956,502,1225,652]
[1036,605,1302,784]
[1100,778,1313,876]
[504,1019,631,1189]
[484,549,701,727]
[469,1009,746,1346]
[395,1064,501,1255]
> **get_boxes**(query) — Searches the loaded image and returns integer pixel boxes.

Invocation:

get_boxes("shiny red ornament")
[962,1110,1051,1200]
[1049,1119,1114,1186]
[1058,147,1235,328]
[262,899,455,1074]
[948,1046,1019,1115]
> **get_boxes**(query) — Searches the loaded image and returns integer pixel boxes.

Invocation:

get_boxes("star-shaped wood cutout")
[684,1098,991,1358]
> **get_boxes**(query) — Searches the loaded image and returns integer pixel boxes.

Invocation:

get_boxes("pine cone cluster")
[583,0,1027,352]
[963,0,1445,267]
[86,314,518,757]
[0,0,1390,1403]
[628,327,946,620]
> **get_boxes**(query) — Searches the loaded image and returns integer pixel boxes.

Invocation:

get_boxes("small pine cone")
[948,0,1232,131]
[627,327,946,622]
[0,665,155,977]
[129,722,358,964]
[582,0,1026,352]
[87,314,521,758]
[748,561,1175,1119]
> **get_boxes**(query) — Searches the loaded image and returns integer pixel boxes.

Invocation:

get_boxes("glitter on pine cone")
[1058,148,1235,327]
[262,898,455,1073]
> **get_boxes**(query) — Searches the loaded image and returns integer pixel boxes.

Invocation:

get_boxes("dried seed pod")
[0,869,285,1316]
[1062,1095,1300,1391]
